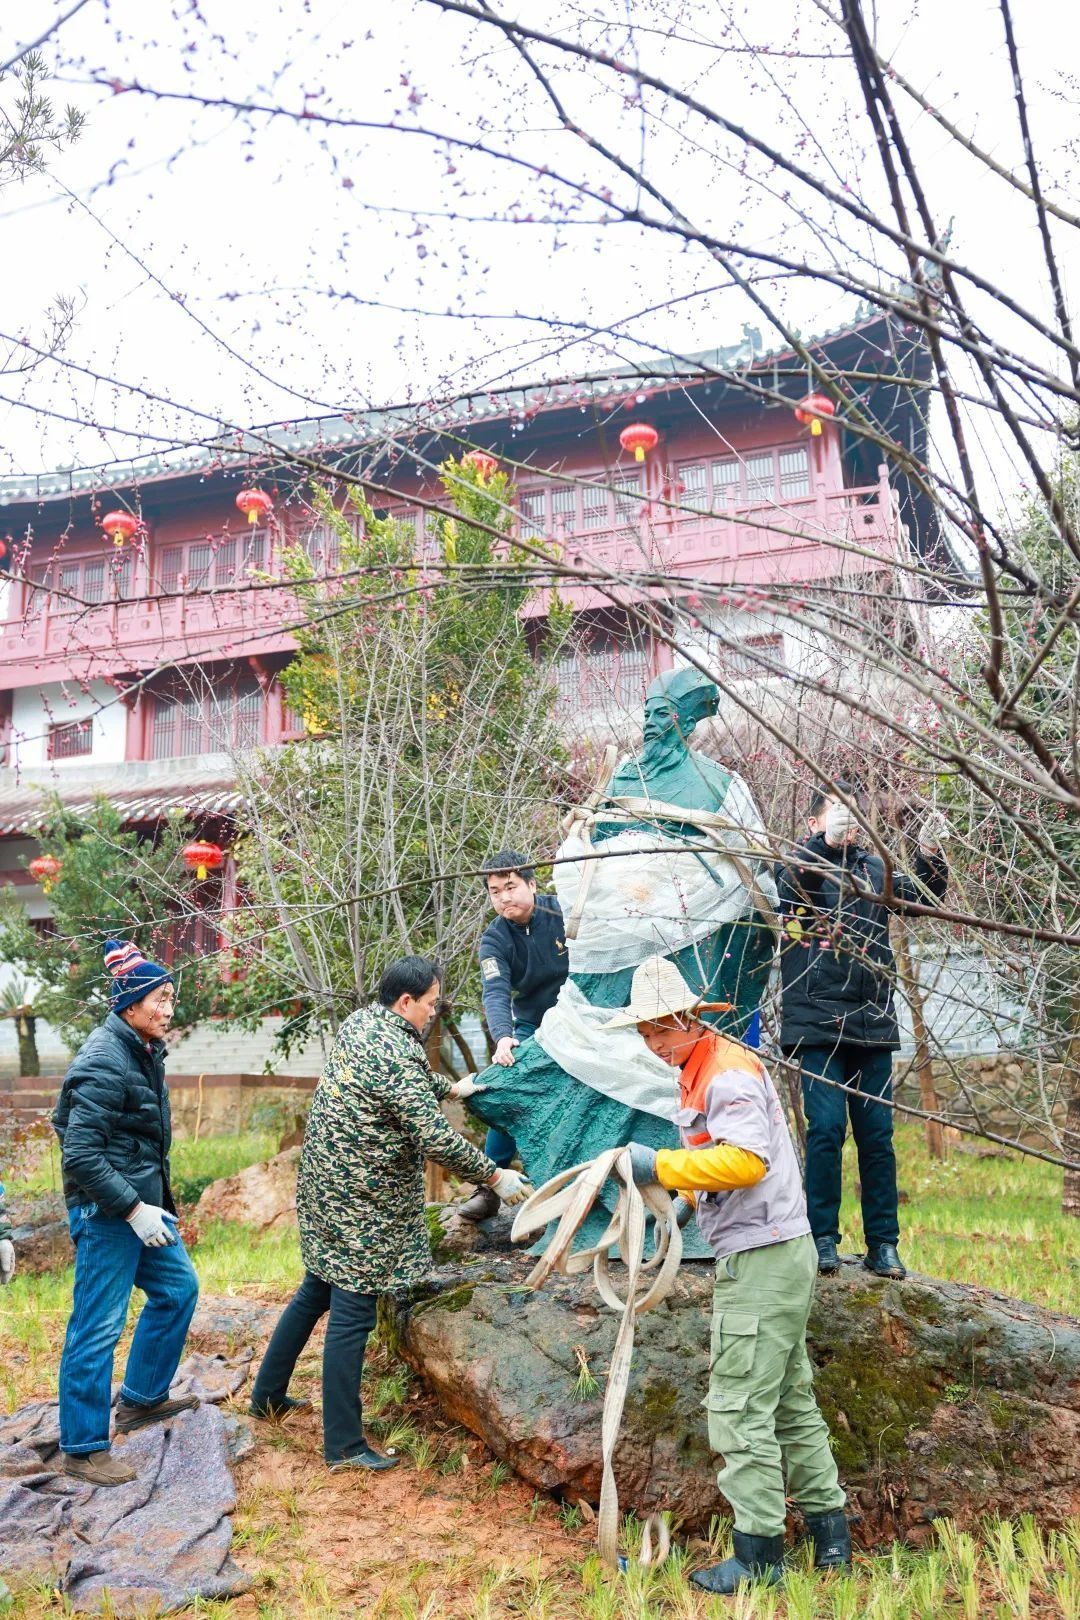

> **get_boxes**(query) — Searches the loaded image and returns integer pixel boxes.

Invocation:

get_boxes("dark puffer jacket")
[775,835,947,1050]
[53,1012,175,1217]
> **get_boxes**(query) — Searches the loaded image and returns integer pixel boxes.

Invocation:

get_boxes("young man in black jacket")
[51,940,200,1486]
[775,787,948,1279]
[458,850,569,1221]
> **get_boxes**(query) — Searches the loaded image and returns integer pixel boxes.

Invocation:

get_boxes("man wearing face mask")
[52,939,200,1487]
[776,783,949,1280]
[249,955,530,1471]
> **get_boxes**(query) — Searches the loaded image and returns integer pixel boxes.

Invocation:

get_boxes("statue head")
[642,665,719,748]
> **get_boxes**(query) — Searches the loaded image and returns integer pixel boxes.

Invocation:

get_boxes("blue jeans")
[483,1023,535,1170]
[799,1045,898,1250]
[59,1204,200,1455]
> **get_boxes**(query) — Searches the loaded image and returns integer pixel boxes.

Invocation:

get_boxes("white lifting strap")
[512,1147,681,1569]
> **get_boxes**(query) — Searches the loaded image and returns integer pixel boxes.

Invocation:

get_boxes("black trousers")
[251,1270,377,1462]
[798,1043,899,1249]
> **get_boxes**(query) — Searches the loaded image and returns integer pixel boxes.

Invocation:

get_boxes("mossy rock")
[392,1236,1080,1544]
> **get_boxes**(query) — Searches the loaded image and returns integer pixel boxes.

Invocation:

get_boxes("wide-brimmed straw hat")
[602,954,732,1029]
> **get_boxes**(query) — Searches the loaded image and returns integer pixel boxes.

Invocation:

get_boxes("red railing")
[517,468,901,613]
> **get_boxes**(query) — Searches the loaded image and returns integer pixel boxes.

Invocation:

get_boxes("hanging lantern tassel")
[619,422,659,463]
[236,488,274,527]
[29,854,62,893]
[101,511,140,547]
[794,392,836,439]
[182,840,225,883]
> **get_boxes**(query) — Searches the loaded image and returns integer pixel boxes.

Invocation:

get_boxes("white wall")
[10,679,128,770]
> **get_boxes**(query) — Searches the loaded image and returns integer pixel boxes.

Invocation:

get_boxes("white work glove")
[448,1075,488,1100]
[126,1203,179,1248]
[0,1239,15,1284]
[824,801,859,849]
[488,1168,531,1206]
[492,1037,520,1067]
[918,811,948,857]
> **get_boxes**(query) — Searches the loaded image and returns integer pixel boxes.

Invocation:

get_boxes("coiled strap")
[511,1147,681,1568]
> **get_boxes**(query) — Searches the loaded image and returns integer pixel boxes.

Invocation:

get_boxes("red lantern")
[463,450,498,481]
[29,854,62,891]
[619,422,659,463]
[236,488,273,526]
[101,510,139,547]
[794,393,836,438]
[182,841,224,881]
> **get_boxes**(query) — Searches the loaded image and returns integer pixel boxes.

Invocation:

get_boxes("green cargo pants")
[706,1231,845,1536]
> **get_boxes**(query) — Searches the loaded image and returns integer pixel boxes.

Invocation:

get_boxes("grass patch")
[0,1131,291,1411]
[8,1130,279,1205]
[838,1121,1078,1314]
[1,1125,1078,1616]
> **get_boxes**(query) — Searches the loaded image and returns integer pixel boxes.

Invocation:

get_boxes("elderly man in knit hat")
[51,939,200,1486]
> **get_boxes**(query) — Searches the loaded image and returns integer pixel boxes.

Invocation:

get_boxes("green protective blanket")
[467,665,776,1256]
[468,921,773,1257]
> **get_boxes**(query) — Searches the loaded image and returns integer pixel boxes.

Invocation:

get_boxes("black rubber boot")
[864,1242,906,1279]
[804,1509,852,1569]
[689,1530,785,1594]
[814,1235,840,1274]
[457,1184,500,1223]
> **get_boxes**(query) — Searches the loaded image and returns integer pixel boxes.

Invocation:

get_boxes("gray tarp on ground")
[0,1352,252,1615]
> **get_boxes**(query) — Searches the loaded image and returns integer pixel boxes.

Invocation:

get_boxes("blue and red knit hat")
[104,939,173,1014]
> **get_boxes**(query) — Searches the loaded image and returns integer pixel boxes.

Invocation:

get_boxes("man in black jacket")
[776,787,948,1279]
[52,940,200,1486]
[458,850,569,1221]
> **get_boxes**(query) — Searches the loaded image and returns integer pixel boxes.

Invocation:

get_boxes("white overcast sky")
[0,0,1076,517]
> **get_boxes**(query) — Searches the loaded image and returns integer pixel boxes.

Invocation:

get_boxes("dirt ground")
[214,1327,602,1619]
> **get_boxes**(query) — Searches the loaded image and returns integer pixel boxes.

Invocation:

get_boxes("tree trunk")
[1064,1073,1080,1217]
[424,1017,448,1204]
[15,1011,39,1078]
[1061,990,1080,1217]
[893,922,944,1160]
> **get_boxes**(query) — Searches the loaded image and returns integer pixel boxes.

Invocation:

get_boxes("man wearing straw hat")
[609,954,848,1594]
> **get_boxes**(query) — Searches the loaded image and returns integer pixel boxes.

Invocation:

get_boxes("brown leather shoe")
[114,1394,199,1434]
[61,1450,137,1487]
[457,1184,500,1223]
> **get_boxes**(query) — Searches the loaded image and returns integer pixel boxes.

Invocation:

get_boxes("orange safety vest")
[678,1032,767,1146]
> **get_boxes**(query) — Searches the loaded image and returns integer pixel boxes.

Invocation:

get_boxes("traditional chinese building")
[0,306,932,1074]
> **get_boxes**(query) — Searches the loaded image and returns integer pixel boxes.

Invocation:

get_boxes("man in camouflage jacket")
[250,955,530,1470]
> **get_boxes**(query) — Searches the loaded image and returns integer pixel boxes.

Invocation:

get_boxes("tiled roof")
[0,760,243,835]
[0,309,893,508]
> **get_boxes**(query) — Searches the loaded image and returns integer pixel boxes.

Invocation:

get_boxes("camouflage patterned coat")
[297,1003,496,1293]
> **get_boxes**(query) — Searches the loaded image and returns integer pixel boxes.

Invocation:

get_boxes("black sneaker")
[327,1445,400,1473]
[250,1395,312,1421]
[814,1235,840,1274]
[864,1242,906,1279]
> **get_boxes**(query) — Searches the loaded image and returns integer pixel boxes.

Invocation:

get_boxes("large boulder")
[6,1190,72,1274]
[194,1147,299,1231]
[393,1243,1080,1545]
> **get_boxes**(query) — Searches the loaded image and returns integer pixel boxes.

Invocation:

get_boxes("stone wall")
[893,1050,1068,1150]
[0,1070,316,1138]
